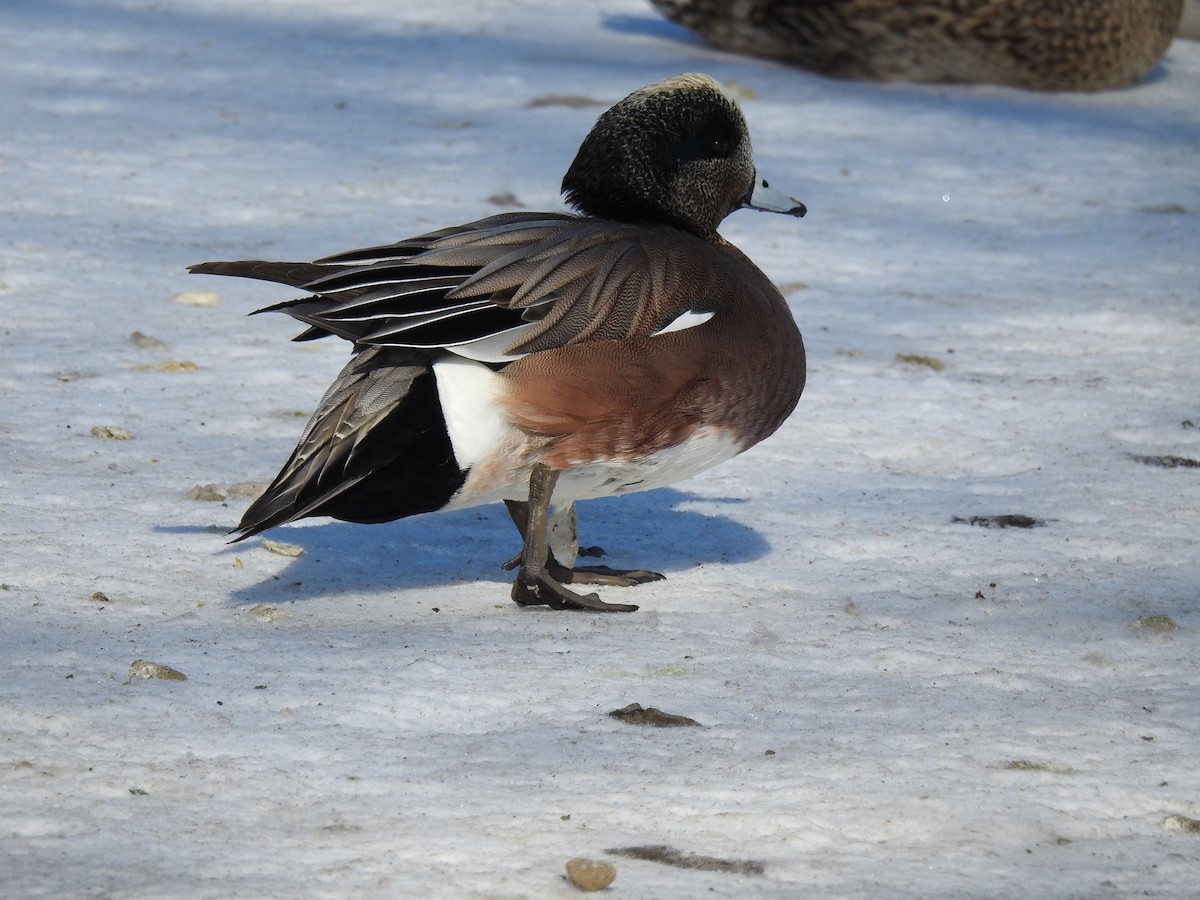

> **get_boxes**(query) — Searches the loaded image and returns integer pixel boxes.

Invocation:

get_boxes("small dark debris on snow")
[129,330,167,350]
[895,353,945,371]
[1162,814,1200,834]
[608,703,702,727]
[127,660,187,682]
[90,425,134,441]
[526,93,604,108]
[1003,759,1075,774]
[1132,454,1200,469]
[606,845,764,876]
[1132,615,1180,634]
[188,483,226,502]
[952,514,1044,529]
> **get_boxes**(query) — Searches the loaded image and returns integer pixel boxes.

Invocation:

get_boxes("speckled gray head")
[562,73,804,237]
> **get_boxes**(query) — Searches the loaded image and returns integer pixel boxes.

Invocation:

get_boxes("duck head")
[562,73,805,238]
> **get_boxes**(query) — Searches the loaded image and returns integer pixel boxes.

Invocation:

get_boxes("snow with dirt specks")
[2,1,1198,897]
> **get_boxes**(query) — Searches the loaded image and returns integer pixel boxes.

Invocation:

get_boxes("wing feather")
[192,211,719,359]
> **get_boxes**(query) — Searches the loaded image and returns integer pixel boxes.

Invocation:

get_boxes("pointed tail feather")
[188,260,332,289]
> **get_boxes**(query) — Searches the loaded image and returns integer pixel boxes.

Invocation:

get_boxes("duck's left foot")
[511,569,639,612]
[501,552,663,587]
[550,560,665,587]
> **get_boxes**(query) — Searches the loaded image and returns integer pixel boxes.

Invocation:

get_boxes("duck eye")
[710,137,731,156]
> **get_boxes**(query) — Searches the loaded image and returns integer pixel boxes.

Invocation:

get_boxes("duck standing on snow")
[650,0,1183,91]
[191,73,807,613]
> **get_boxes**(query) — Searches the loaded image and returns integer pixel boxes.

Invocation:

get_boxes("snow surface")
[2,1,1198,897]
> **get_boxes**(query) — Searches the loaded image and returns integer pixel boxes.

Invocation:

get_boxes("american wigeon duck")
[191,73,806,612]
[650,0,1182,91]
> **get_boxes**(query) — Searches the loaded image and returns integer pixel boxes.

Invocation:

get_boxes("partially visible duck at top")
[190,73,807,613]
[650,0,1183,91]
[1179,0,1200,40]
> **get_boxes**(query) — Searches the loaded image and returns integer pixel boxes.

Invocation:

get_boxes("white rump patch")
[432,356,508,470]
[652,309,714,337]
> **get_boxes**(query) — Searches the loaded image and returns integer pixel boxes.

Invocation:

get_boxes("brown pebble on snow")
[565,857,616,891]
[1162,814,1200,834]
[608,703,702,727]
[128,660,187,682]
[1133,615,1180,634]
[132,360,198,373]
[91,425,134,441]
[261,538,303,558]
[172,290,219,307]
[248,603,286,623]
[894,353,946,371]
[129,331,167,350]
[226,481,268,498]
[187,483,227,502]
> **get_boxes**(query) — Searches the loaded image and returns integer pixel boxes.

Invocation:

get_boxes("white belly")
[552,425,743,502]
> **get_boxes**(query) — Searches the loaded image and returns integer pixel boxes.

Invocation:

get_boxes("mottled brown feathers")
[650,0,1183,91]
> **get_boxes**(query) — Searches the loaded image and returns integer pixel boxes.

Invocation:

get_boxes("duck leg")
[503,499,664,590]
[507,464,642,612]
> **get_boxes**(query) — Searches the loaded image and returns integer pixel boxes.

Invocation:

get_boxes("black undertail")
[234,346,468,539]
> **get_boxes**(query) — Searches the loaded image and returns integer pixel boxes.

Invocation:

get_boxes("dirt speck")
[248,603,286,623]
[187,483,227,502]
[486,191,522,207]
[1003,759,1075,774]
[128,660,187,682]
[1132,454,1200,469]
[133,359,198,373]
[952,514,1044,529]
[228,482,268,498]
[130,330,167,350]
[1132,615,1179,634]
[1162,814,1200,834]
[606,845,764,876]
[90,425,134,440]
[172,290,219,307]
[608,703,702,727]
[527,94,603,108]
[261,539,303,558]
[895,353,946,371]
[564,857,616,891]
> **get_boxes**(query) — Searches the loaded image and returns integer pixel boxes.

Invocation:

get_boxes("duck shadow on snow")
[208,487,766,606]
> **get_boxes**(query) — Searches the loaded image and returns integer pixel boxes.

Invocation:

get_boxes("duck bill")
[743,177,806,218]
